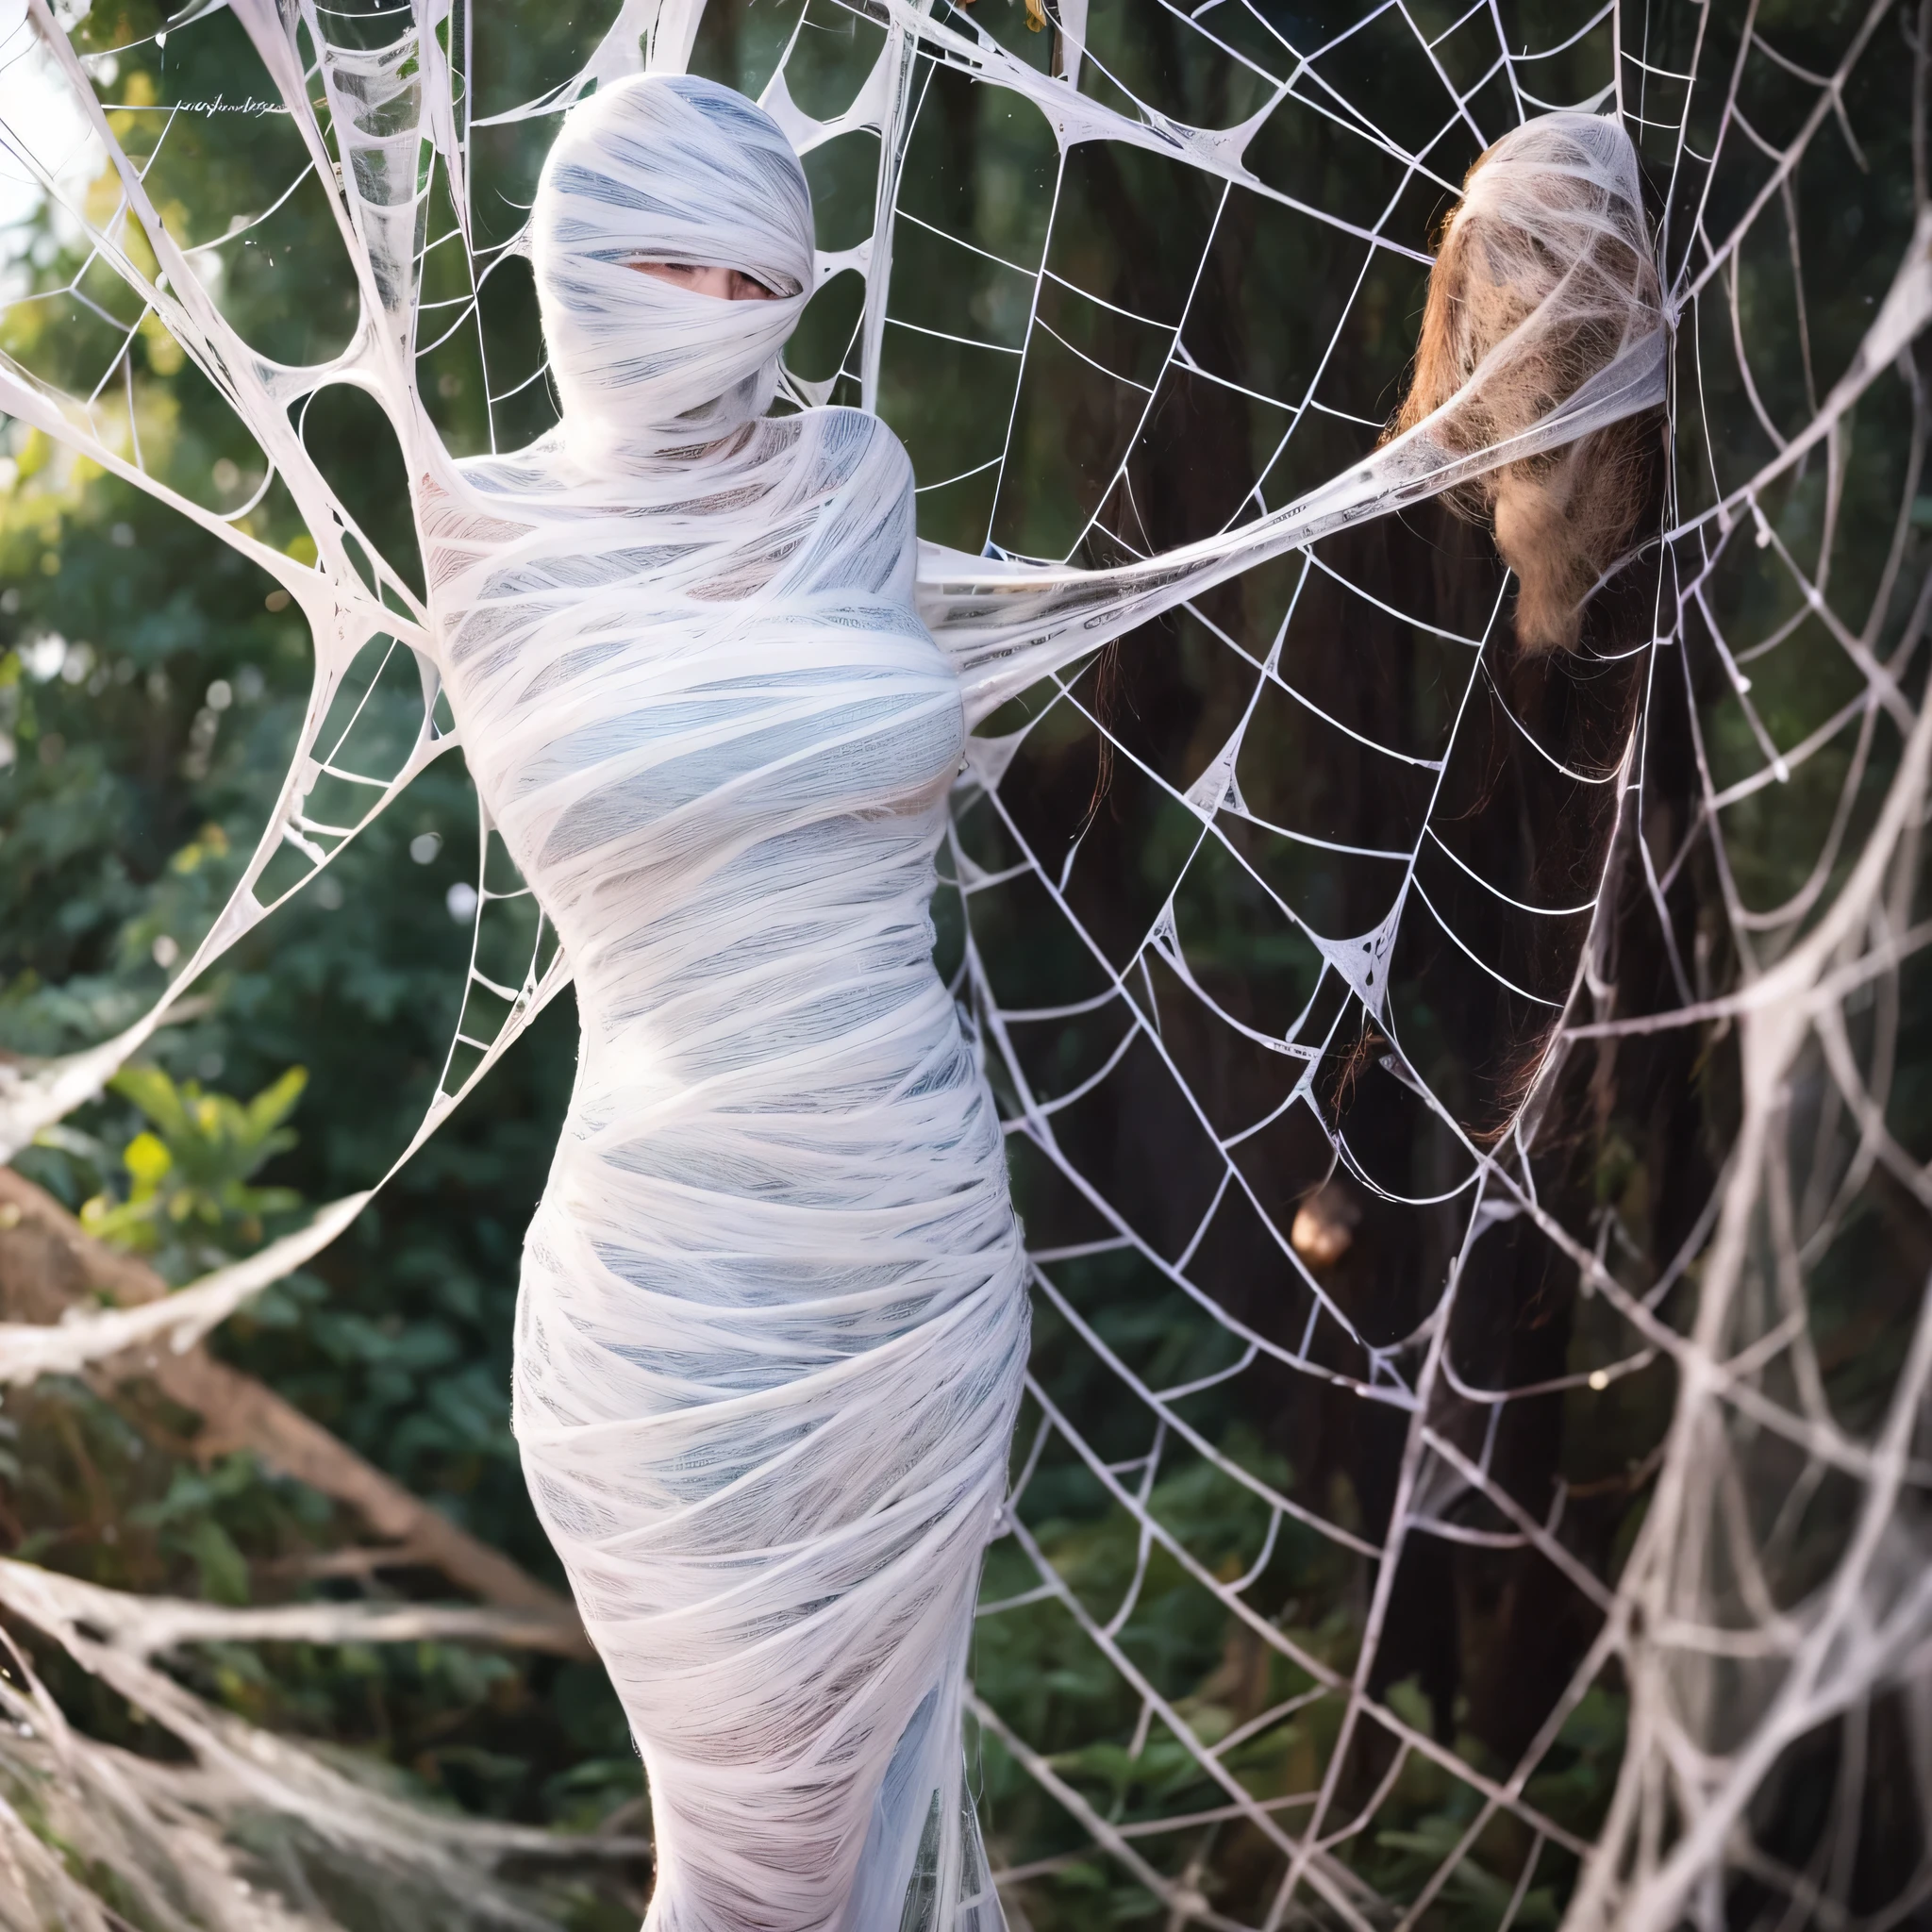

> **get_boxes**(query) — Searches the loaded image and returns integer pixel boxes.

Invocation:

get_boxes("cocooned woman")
[417,73,1665,1932]
[421,75,1025,1932]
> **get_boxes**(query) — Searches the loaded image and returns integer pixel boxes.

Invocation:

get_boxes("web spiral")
[0,0,1927,1926]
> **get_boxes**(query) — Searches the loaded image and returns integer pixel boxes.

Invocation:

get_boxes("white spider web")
[0,0,1927,1926]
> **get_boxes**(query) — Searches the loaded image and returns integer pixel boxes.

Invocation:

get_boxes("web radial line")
[1394,0,1491,148]
[996,1075,1406,1398]
[999,1509,1385,1932]
[1274,1190,1545,1916]
[1138,0,1303,102]
[1648,0,1716,291]
[1427,0,1491,49]
[315,641,405,769]
[893,204,1032,278]
[417,296,484,358]
[1679,0,1892,310]
[1422,827,1600,919]
[1669,0,1761,308]
[1059,185,1229,562]
[1281,24,1460,175]
[1420,1428,1621,1614]
[1099,1424,1165,1637]
[1387,1790,1526,1931]
[1026,1269,1385,1555]
[1635,724,1698,1004]
[967,1691,1265,1932]
[1245,261,1393,512]
[981,142,1065,548]
[1224,0,1327,80]
[1261,1213,1486,1926]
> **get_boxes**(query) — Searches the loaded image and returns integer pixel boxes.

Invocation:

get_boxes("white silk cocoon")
[419,79,1667,1932]
[429,76,1024,1932]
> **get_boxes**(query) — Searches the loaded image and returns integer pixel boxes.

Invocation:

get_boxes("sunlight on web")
[0,0,1926,1925]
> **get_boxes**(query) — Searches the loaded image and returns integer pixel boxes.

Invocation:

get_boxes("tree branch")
[0,1169,590,1657]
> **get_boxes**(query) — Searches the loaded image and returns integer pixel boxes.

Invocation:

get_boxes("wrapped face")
[530,75,816,465]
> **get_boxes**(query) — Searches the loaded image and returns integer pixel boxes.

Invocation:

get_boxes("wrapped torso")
[420,404,1024,1931]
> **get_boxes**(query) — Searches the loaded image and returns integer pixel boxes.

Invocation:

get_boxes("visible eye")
[625,262,776,302]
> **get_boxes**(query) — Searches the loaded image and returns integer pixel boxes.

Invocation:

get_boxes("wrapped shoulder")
[810,405,915,497]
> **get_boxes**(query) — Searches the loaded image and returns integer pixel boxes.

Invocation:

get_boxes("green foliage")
[77,1061,308,1276]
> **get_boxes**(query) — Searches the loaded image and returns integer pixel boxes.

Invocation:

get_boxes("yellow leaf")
[1024,0,1046,28]
[123,1132,172,1186]
[84,165,124,233]
[139,311,184,378]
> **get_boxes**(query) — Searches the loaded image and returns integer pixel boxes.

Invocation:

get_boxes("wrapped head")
[1394,111,1665,652]
[531,75,815,466]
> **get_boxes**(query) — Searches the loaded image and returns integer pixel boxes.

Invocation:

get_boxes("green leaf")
[109,1062,192,1140]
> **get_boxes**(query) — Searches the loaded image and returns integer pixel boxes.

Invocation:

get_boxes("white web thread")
[0,0,1922,1927]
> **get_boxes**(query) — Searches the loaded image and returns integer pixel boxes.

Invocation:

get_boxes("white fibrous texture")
[1391,113,1665,651]
[425,77,1025,1927]
[0,2,1925,1929]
